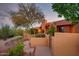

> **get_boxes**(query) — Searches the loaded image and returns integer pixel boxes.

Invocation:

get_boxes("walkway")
[24,40,34,56]
[24,40,51,56]
[34,46,51,56]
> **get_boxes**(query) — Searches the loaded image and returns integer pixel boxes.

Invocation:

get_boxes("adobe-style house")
[37,20,53,33]
[37,20,79,33]
[54,20,79,33]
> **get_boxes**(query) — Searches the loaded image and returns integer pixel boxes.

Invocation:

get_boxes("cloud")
[0,3,64,28]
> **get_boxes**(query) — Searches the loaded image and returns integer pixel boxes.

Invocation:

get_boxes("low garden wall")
[30,37,49,47]
[51,32,79,56]
[0,36,23,55]
[5,36,23,48]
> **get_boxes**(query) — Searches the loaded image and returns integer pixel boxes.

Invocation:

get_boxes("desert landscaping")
[0,3,79,56]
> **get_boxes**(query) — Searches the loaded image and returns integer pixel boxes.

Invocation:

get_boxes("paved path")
[34,46,51,56]
[24,41,34,56]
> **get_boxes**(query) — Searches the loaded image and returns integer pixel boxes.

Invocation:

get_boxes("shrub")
[35,33,45,38]
[14,29,24,36]
[8,41,24,56]
[0,25,15,40]
[28,28,37,34]
[47,26,55,36]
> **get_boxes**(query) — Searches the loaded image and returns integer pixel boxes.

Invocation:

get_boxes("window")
[59,26,64,32]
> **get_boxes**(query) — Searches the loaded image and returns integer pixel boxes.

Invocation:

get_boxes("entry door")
[57,26,64,32]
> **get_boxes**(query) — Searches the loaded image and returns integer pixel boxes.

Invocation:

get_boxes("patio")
[34,46,51,56]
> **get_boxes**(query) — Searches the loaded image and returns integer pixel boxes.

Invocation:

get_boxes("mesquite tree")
[52,3,79,24]
[9,3,45,29]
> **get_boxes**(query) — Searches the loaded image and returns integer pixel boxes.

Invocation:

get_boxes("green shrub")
[28,28,37,34]
[0,25,15,40]
[9,41,24,56]
[35,33,45,38]
[14,29,24,36]
[47,27,55,36]
[10,27,24,36]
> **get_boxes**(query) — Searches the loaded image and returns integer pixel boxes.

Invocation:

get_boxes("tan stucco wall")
[51,32,79,56]
[30,37,48,47]
[75,23,79,33]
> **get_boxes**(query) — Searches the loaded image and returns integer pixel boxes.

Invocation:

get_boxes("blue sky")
[0,3,64,28]
[36,3,64,22]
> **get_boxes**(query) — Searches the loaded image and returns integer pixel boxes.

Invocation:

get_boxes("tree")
[47,26,55,36]
[52,3,79,24]
[9,3,45,28]
[0,25,15,40]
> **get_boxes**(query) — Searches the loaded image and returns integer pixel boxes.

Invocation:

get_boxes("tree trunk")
[49,35,52,48]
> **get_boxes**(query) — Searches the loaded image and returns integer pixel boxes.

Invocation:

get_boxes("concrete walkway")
[34,46,51,56]
[24,41,34,56]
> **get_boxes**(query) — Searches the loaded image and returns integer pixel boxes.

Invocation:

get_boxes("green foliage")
[14,29,24,36]
[29,28,38,34]
[35,33,45,38]
[47,27,55,36]
[10,27,24,36]
[52,3,79,24]
[0,25,15,40]
[9,42,24,56]
[0,25,23,40]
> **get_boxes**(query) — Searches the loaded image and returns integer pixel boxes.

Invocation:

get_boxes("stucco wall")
[30,37,48,47]
[75,23,79,33]
[51,32,79,56]
[0,36,22,53]
[64,25,72,32]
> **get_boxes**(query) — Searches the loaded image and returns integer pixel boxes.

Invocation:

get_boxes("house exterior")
[37,20,79,33]
[54,20,79,33]
[37,20,53,33]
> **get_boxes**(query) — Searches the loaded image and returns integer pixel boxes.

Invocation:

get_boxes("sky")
[0,3,64,28]
[36,3,64,22]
